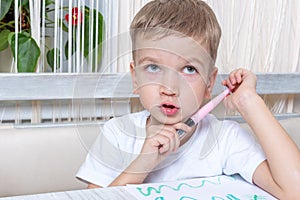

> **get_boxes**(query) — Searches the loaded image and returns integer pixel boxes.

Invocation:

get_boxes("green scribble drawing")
[211,194,240,200]
[211,197,225,200]
[180,197,198,200]
[226,194,240,200]
[155,196,198,200]
[252,194,267,200]
[154,195,268,200]
[136,176,237,196]
[244,194,267,200]
[134,175,272,200]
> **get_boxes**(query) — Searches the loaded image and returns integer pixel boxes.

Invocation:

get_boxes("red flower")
[65,7,83,26]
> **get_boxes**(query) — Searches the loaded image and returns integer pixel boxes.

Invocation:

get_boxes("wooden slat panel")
[213,73,300,95]
[256,73,300,94]
[0,73,299,101]
[0,73,136,100]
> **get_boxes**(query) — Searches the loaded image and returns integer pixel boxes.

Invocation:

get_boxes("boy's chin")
[149,114,183,126]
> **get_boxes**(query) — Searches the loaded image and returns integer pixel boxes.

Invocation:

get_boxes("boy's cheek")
[180,86,206,111]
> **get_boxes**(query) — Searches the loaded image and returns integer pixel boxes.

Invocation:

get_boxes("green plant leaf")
[20,0,29,6]
[82,7,104,59]
[7,32,14,45]
[0,30,11,51]
[22,31,30,37]
[45,0,55,6]
[10,33,41,72]
[0,0,13,21]
[76,6,104,69]
[64,40,77,60]
[46,48,60,71]
[58,18,68,33]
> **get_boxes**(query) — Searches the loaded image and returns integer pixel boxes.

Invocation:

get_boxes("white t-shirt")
[76,110,266,187]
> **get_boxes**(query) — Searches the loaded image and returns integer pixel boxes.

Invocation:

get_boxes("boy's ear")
[130,62,139,94]
[205,67,218,99]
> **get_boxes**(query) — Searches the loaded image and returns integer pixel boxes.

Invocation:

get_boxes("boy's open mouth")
[162,104,176,109]
[160,103,179,116]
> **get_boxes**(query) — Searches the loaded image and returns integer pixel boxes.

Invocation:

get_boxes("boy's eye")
[183,65,197,75]
[146,64,160,73]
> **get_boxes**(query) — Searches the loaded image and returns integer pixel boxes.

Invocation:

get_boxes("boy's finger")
[155,135,170,154]
[173,122,192,133]
[160,130,177,152]
[223,78,235,90]
[234,73,242,83]
[230,75,237,85]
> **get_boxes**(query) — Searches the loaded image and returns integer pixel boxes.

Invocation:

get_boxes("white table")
[0,175,277,200]
[0,187,137,200]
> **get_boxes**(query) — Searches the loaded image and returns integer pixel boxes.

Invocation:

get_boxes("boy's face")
[130,35,217,125]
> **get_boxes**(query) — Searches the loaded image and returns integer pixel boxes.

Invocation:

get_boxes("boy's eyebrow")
[185,57,207,68]
[136,56,159,65]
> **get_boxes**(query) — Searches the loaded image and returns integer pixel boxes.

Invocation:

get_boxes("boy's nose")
[159,72,180,96]
[159,85,179,96]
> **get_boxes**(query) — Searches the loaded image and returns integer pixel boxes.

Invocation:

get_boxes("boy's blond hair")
[130,0,221,63]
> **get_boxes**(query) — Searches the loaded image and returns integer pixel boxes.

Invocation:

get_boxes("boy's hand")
[138,122,191,168]
[109,122,192,186]
[221,68,258,112]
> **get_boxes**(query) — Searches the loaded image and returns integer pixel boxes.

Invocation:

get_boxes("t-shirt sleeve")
[221,122,266,184]
[76,119,126,187]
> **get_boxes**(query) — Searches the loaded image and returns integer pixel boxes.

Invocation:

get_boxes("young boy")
[77,0,300,198]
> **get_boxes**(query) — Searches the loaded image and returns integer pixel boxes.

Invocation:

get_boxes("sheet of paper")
[126,175,277,200]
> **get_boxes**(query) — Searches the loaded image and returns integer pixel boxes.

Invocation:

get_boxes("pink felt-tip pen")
[177,88,231,136]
